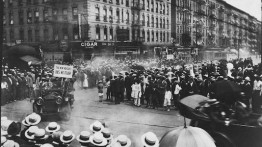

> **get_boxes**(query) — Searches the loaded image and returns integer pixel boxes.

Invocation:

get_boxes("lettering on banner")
[53,64,73,78]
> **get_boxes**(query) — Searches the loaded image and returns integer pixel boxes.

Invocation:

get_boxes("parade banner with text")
[53,64,73,78]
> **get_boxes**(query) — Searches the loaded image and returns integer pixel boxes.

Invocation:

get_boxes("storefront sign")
[167,54,174,60]
[53,64,73,78]
[81,41,98,48]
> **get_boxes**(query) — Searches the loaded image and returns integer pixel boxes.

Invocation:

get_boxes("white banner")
[53,64,73,78]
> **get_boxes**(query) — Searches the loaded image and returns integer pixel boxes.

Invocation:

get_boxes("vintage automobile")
[177,100,262,147]
[32,78,74,120]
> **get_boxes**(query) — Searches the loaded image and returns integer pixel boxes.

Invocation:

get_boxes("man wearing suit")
[186,77,198,96]
[119,75,125,102]
[125,73,133,101]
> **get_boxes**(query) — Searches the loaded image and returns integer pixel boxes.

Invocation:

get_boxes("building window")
[147,0,150,11]
[3,30,6,42]
[110,27,113,40]
[160,18,162,28]
[126,10,129,24]
[109,0,112,4]
[109,8,113,22]
[122,9,124,23]
[103,6,107,22]
[73,25,79,40]
[103,0,107,2]
[151,30,154,42]
[163,18,165,29]
[156,32,158,42]
[160,32,162,42]
[151,16,154,27]
[62,8,68,21]
[167,5,169,15]
[147,15,149,27]
[163,32,165,42]
[53,9,57,20]
[116,0,119,5]
[19,29,24,41]
[96,7,100,21]
[142,30,145,41]
[10,29,14,41]
[156,17,158,28]
[147,30,150,42]
[3,15,6,26]
[54,27,58,40]
[9,0,13,7]
[35,9,39,23]
[116,9,120,22]
[28,29,32,42]
[104,27,107,40]
[35,29,40,42]
[43,9,49,22]
[62,28,68,40]
[44,28,49,41]
[163,4,165,14]
[167,32,169,42]
[126,0,129,7]
[9,12,14,25]
[156,3,158,13]
[19,10,24,25]
[3,0,5,7]
[96,26,100,40]
[72,7,78,20]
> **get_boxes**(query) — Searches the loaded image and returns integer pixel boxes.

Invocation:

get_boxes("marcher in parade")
[98,80,104,102]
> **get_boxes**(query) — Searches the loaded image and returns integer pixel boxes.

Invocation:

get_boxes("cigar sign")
[81,41,98,48]
[53,64,73,78]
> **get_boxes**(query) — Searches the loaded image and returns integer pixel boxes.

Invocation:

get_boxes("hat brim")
[25,130,35,140]
[89,124,104,133]
[76,135,90,143]
[45,125,61,133]
[33,135,49,140]
[25,115,41,126]
[89,135,107,146]
[104,134,113,141]
[1,129,8,136]
[60,134,75,143]
[112,137,132,147]
[141,134,159,147]
[22,119,31,127]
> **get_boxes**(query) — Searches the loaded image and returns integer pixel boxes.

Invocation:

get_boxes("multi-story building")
[3,0,88,52]
[171,0,260,60]
[87,0,172,56]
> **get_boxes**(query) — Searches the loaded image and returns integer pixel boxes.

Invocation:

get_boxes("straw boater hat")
[22,113,41,126]
[141,132,159,147]
[90,121,105,133]
[102,128,113,143]
[25,126,39,140]
[112,135,131,147]
[51,131,63,145]
[33,129,49,140]
[76,131,92,143]
[60,130,75,144]
[45,122,60,133]
[40,143,54,147]
[89,132,107,146]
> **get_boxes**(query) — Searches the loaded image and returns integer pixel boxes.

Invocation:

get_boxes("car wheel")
[61,103,71,121]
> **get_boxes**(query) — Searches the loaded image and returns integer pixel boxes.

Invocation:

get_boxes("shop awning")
[20,55,42,65]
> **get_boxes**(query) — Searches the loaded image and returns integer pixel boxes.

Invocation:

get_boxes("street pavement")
[1,87,186,147]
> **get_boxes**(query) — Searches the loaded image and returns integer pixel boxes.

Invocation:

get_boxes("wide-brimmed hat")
[33,129,49,140]
[60,130,75,144]
[90,121,105,133]
[25,126,39,140]
[51,131,63,145]
[24,113,41,126]
[40,143,54,147]
[1,120,12,136]
[76,131,91,143]
[89,132,107,146]
[113,135,131,147]
[141,132,159,147]
[45,122,60,133]
[102,128,113,141]
[1,140,19,147]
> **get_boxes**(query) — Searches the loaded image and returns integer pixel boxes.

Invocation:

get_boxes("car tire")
[60,103,71,121]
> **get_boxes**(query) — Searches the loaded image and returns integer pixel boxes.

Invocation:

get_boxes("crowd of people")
[72,58,262,114]
[1,114,160,147]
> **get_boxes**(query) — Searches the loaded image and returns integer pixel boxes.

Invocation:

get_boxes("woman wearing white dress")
[131,80,142,106]
[83,73,89,89]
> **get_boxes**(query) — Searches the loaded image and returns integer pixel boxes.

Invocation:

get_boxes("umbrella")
[160,126,216,147]
[180,95,209,109]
